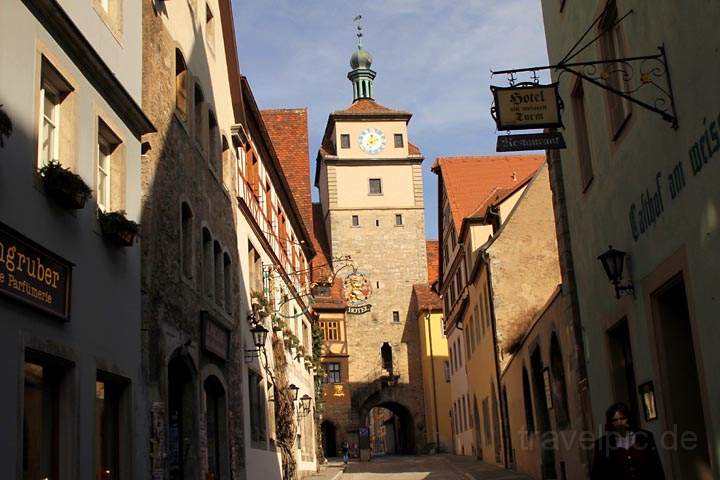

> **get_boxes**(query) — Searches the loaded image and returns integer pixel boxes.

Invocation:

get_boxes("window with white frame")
[38,58,73,168]
[96,119,121,212]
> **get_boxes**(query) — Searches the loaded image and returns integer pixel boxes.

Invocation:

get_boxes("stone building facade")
[0,0,153,478]
[314,40,428,455]
[141,0,247,478]
[433,154,544,460]
[542,1,720,478]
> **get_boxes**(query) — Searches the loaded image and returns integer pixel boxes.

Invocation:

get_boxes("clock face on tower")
[358,128,387,155]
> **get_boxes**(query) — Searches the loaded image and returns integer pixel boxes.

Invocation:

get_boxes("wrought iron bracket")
[492,46,678,130]
[491,4,678,129]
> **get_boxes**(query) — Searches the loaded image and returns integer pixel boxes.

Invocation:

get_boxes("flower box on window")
[39,160,92,209]
[98,210,140,247]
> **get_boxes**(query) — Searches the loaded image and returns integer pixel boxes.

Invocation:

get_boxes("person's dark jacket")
[591,429,665,480]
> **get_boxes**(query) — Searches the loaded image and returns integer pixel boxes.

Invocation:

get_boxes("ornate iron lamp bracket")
[491,6,678,129]
[492,46,678,130]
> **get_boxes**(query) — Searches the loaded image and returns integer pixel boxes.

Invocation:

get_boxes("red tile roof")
[412,283,443,312]
[426,240,439,284]
[335,99,404,115]
[408,142,421,156]
[309,203,347,309]
[261,108,312,232]
[434,155,545,233]
[310,203,332,282]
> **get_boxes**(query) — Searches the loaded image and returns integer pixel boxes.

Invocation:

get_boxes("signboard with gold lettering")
[0,222,72,320]
[491,83,563,131]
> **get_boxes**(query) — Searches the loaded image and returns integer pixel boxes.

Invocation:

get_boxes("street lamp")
[288,383,300,401]
[298,393,312,416]
[244,324,269,362]
[300,394,312,415]
[597,245,634,299]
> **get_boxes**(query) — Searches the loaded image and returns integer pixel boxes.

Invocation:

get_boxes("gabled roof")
[260,108,312,231]
[433,155,545,234]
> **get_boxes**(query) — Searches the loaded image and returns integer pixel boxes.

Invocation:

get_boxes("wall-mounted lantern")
[288,383,300,401]
[244,324,269,362]
[597,245,635,299]
[638,381,658,421]
[300,394,313,415]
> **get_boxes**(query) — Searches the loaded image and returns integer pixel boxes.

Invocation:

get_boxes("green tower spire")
[348,15,376,102]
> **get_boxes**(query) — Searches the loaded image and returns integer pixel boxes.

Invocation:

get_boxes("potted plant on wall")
[98,210,140,247]
[39,160,92,209]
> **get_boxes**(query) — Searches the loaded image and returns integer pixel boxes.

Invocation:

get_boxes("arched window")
[550,333,570,429]
[181,202,193,279]
[223,252,232,313]
[522,366,535,434]
[194,84,205,149]
[381,342,393,374]
[208,110,220,172]
[175,50,188,118]
[214,240,223,306]
[491,382,501,462]
[202,228,213,298]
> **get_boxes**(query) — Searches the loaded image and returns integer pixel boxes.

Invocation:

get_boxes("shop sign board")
[201,311,230,361]
[491,83,563,131]
[496,132,566,152]
[0,221,72,320]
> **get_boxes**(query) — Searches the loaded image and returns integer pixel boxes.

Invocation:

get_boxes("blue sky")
[232,1,550,240]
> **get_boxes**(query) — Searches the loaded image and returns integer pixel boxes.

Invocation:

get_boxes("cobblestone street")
[340,455,532,480]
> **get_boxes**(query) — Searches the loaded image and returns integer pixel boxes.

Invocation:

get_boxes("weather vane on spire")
[353,14,363,48]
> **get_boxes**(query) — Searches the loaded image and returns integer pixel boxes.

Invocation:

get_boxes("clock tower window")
[340,134,350,149]
[394,134,404,148]
[368,178,382,195]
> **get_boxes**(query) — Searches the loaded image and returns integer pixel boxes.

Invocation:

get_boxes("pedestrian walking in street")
[341,440,350,465]
[591,402,665,480]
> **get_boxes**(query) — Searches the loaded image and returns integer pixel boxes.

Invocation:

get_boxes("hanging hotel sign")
[491,83,563,131]
[343,270,372,315]
[0,221,72,320]
[496,132,566,152]
[201,311,230,361]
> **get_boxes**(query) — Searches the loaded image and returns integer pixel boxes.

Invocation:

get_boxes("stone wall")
[141,1,245,477]
[327,206,428,451]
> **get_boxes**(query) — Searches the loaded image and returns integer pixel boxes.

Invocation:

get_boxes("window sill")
[368,193,384,196]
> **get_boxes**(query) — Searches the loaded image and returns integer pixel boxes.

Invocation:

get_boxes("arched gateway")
[358,388,421,455]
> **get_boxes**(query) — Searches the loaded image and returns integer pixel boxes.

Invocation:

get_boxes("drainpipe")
[482,250,509,468]
[425,310,441,450]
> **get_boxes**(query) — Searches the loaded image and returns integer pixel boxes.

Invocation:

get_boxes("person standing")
[592,403,665,480]
[341,440,350,465]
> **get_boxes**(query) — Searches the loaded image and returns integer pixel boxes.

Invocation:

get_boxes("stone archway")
[360,399,416,455]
